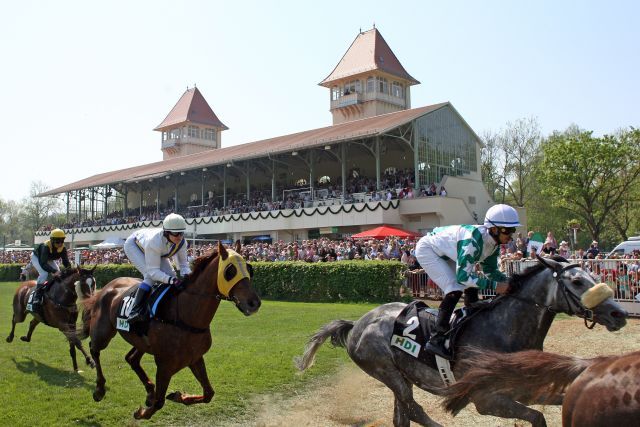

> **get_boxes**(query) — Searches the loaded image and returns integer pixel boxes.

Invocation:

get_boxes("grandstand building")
[36,28,498,246]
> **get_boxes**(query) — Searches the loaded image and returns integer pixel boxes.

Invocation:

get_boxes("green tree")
[21,181,61,237]
[536,127,640,243]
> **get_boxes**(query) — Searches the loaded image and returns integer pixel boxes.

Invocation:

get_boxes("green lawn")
[0,282,377,426]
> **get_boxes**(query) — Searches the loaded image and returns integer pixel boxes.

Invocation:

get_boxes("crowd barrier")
[406,258,640,317]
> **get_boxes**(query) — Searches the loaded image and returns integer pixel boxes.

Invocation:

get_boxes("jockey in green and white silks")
[415,204,520,360]
[415,225,506,295]
[123,213,192,324]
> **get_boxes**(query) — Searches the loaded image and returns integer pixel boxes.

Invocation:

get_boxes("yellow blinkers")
[217,249,251,297]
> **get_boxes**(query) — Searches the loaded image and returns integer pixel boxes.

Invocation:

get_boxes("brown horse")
[79,242,261,420]
[442,348,640,426]
[6,266,97,372]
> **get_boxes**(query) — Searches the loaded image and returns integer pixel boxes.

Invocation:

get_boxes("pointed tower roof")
[319,28,419,87]
[154,87,228,131]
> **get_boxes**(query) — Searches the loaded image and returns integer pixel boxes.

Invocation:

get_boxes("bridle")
[506,262,597,329]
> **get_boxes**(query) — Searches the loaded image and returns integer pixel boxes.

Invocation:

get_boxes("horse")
[6,266,97,372]
[295,255,628,427]
[79,242,261,420]
[442,348,640,426]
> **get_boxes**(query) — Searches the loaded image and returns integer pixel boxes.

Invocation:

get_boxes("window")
[331,86,342,101]
[366,77,375,93]
[204,128,216,141]
[344,80,361,95]
[377,77,388,94]
[170,128,181,139]
[188,125,199,138]
[392,82,403,98]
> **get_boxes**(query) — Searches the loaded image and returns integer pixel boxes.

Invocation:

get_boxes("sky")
[1,0,638,202]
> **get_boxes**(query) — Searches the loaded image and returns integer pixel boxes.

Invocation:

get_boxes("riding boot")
[127,286,150,324]
[32,282,47,310]
[464,287,480,307]
[426,291,462,360]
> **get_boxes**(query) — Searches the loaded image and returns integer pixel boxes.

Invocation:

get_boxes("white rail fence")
[406,258,640,317]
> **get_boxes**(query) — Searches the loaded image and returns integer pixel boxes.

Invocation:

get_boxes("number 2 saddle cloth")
[391,300,475,367]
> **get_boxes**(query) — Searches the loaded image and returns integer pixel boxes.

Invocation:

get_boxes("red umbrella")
[351,225,421,239]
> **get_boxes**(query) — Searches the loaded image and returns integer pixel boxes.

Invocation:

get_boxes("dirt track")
[225,318,639,427]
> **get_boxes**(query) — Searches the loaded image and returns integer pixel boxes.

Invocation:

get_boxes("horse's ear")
[218,241,229,260]
[536,254,562,274]
[234,239,241,253]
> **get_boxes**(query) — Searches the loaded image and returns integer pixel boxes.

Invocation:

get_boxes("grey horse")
[296,256,627,427]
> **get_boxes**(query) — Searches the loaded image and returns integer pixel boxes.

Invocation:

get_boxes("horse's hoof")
[93,390,105,402]
[6,336,13,343]
[166,391,182,402]
[133,407,151,420]
[19,336,30,342]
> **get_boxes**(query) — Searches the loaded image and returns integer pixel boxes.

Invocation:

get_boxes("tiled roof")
[319,28,419,86]
[154,87,228,131]
[40,103,448,196]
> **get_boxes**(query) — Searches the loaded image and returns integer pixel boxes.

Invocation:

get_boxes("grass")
[0,282,377,426]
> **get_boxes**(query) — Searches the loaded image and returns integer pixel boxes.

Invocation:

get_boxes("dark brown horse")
[6,266,97,372]
[442,348,640,426]
[79,242,261,420]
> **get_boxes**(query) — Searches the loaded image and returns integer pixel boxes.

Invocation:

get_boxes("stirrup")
[425,335,453,360]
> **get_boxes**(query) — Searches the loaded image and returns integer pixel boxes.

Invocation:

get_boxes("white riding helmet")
[484,204,521,228]
[163,213,187,232]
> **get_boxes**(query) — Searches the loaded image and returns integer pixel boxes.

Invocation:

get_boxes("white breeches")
[124,237,174,285]
[414,244,466,295]
[30,253,59,285]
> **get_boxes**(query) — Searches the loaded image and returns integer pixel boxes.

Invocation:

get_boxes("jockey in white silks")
[123,213,192,324]
[414,204,520,360]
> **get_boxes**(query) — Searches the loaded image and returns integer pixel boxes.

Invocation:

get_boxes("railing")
[406,258,640,316]
[330,92,362,109]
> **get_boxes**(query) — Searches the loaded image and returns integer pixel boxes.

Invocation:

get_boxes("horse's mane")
[509,255,569,292]
[184,249,219,284]
[58,267,79,282]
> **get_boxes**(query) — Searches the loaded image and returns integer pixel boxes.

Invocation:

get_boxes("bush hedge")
[1,261,405,303]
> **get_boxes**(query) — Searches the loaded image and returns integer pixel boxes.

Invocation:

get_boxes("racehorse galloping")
[442,349,640,426]
[6,266,97,372]
[296,256,627,427]
[79,242,261,420]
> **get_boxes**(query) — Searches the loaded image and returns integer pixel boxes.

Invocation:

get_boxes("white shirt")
[131,228,191,283]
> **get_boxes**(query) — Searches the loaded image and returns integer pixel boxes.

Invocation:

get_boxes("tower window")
[331,86,342,101]
[344,80,361,95]
[170,128,181,139]
[366,77,374,93]
[188,125,199,138]
[204,128,216,141]
[392,82,403,98]
[377,77,388,94]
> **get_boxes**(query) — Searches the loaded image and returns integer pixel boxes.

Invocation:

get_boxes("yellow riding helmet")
[50,229,66,240]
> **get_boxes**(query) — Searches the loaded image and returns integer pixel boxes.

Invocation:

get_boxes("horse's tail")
[294,319,354,371]
[441,348,594,415]
[77,291,100,340]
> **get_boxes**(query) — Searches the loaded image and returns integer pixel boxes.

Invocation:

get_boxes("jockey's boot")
[127,284,151,324]
[464,287,480,307]
[31,282,47,310]
[425,291,462,360]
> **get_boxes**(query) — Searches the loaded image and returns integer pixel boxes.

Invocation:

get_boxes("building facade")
[36,28,497,247]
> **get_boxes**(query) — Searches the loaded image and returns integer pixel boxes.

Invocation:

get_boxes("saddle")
[391,300,489,367]
[115,283,173,336]
[26,281,54,323]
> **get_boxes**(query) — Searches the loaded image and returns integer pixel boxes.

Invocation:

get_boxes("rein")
[506,263,596,329]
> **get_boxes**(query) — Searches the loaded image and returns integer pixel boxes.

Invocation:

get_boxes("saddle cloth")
[115,283,173,335]
[391,300,472,367]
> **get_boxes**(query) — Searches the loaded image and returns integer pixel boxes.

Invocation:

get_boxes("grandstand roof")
[154,87,228,131]
[319,28,419,86]
[40,102,448,196]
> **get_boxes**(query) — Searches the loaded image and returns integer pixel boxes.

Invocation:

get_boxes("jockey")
[31,228,71,309]
[414,204,519,359]
[123,213,192,324]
